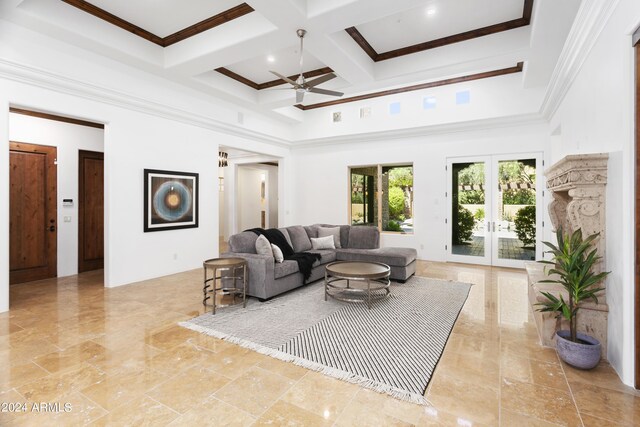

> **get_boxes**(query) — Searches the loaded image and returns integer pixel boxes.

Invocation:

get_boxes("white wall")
[293,73,545,142]
[219,167,226,240]
[290,123,549,261]
[0,79,289,312]
[548,0,640,386]
[104,109,221,287]
[237,166,264,231]
[267,165,279,229]
[9,113,104,277]
[0,17,292,311]
[0,101,8,312]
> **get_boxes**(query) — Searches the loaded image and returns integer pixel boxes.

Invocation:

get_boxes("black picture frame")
[144,169,199,232]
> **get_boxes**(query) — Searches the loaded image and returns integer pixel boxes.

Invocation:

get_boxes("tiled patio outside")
[453,236,536,261]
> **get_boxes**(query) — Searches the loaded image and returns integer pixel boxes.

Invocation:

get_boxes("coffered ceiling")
[347,0,532,61]
[83,0,245,39]
[0,0,582,123]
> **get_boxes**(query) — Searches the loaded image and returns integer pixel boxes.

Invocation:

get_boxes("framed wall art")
[144,169,199,232]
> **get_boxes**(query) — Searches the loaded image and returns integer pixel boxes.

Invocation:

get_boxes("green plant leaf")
[535,226,611,337]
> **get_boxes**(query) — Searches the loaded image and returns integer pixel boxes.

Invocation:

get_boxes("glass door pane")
[350,167,378,227]
[381,165,414,233]
[493,158,538,266]
[449,159,491,265]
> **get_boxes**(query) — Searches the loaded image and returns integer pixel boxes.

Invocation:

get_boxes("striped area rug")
[179,276,471,405]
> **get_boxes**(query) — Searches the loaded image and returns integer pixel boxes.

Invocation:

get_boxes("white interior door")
[447,153,543,268]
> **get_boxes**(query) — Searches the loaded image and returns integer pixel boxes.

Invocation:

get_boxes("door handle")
[492,222,496,232]
[486,221,490,232]
[48,225,56,232]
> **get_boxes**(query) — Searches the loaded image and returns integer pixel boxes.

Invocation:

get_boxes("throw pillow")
[317,226,342,248]
[286,226,313,252]
[255,235,273,257]
[310,235,335,250]
[271,244,284,263]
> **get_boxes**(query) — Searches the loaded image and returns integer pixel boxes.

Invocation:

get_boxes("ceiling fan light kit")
[269,29,344,104]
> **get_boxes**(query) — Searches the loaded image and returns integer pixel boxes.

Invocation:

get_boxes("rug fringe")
[178,321,430,406]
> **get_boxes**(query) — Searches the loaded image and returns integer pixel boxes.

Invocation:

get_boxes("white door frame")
[446,152,543,268]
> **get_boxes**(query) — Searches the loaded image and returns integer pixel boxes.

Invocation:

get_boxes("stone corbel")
[548,192,570,234]
[565,188,604,237]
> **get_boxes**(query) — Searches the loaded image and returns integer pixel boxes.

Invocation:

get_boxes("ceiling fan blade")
[269,70,297,86]
[306,73,337,88]
[296,90,305,103]
[308,87,344,97]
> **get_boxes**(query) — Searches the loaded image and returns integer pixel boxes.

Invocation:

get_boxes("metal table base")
[203,258,247,315]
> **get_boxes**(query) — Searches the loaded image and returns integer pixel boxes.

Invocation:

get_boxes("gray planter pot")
[555,330,601,369]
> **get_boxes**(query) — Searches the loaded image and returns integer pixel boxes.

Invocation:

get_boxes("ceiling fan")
[270,29,343,104]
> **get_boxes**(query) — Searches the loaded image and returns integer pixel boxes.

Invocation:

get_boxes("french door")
[446,153,543,268]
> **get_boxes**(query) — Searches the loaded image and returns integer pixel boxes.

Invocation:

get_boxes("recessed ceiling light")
[426,8,436,16]
[266,55,275,63]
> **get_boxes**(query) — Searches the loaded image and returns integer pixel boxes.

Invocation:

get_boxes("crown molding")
[539,0,620,120]
[0,58,291,148]
[291,113,546,149]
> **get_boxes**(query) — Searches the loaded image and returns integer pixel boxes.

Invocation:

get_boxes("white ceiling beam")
[523,0,582,89]
[246,0,308,33]
[163,14,288,76]
[247,0,376,86]
[304,30,374,86]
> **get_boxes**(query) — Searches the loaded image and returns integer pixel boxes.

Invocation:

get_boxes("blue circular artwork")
[152,181,192,221]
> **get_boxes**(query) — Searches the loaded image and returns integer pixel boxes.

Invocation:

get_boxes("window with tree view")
[350,165,413,233]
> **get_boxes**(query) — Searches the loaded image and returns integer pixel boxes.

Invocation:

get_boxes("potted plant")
[536,227,609,369]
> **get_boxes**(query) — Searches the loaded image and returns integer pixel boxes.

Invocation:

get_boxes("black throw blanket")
[247,228,321,284]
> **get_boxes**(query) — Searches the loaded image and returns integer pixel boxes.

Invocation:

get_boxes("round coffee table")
[324,261,390,309]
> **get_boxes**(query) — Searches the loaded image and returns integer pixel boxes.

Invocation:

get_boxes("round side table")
[203,257,247,314]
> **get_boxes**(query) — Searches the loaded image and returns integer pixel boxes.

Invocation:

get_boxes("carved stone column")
[527,153,609,358]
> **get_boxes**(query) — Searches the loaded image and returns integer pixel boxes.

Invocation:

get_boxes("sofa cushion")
[229,231,258,254]
[335,247,416,267]
[315,224,349,248]
[286,226,312,252]
[347,226,379,249]
[274,260,299,279]
[304,226,318,239]
[278,228,293,248]
[311,235,335,250]
[308,249,337,266]
[255,235,273,257]
[317,226,342,249]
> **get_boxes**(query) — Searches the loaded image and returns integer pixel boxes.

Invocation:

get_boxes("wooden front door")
[78,150,104,273]
[9,142,57,284]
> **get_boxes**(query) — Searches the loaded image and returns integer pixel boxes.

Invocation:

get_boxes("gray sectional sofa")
[222,224,417,300]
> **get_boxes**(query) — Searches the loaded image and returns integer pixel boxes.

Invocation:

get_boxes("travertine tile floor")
[0,261,638,426]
